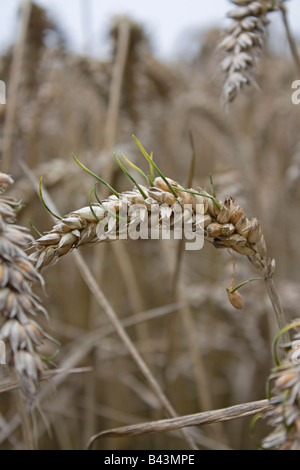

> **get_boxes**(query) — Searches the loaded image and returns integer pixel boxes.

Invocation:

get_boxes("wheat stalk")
[1,1,32,173]
[0,173,49,402]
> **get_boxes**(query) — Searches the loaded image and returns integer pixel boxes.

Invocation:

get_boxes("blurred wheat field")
[0,1,300,450]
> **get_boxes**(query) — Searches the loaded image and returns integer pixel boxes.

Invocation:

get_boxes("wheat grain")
[0,173,48,400]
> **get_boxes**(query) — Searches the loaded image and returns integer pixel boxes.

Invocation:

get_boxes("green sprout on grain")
[209,172,217,199]
[170,185,222,211]
[249,413,265,450]
[272,320,300,367]
[93,183,128,224]
[120,152,151,186]
[41,349,60,363]
[149,152,155,185]
[88,185,101,223]
[39,176,62,220]
[29,220,43,238]
[114,153,148,199]
[133,135,178,198]
[72,153,120,199]
[227,277,262,295]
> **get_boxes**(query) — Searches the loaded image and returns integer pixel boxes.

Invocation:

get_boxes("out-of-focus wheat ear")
[0,172,49,401]
[262,320,300,450]
[218,0,278,103]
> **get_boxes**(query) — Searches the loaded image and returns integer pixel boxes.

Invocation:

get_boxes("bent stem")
[86,399,271,449]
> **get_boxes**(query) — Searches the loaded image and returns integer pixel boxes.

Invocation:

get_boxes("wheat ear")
[0,173,49,401]
[31,175,271,270]
[262,321,300,449]
[219,0,278,103]
[30,164,286,332]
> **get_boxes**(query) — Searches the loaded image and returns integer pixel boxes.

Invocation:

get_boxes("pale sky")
[0,0,299,59]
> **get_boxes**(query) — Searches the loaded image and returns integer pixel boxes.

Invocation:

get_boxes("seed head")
[219,0,271,103]
[262,328,300,450]
[0,172,48,400]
